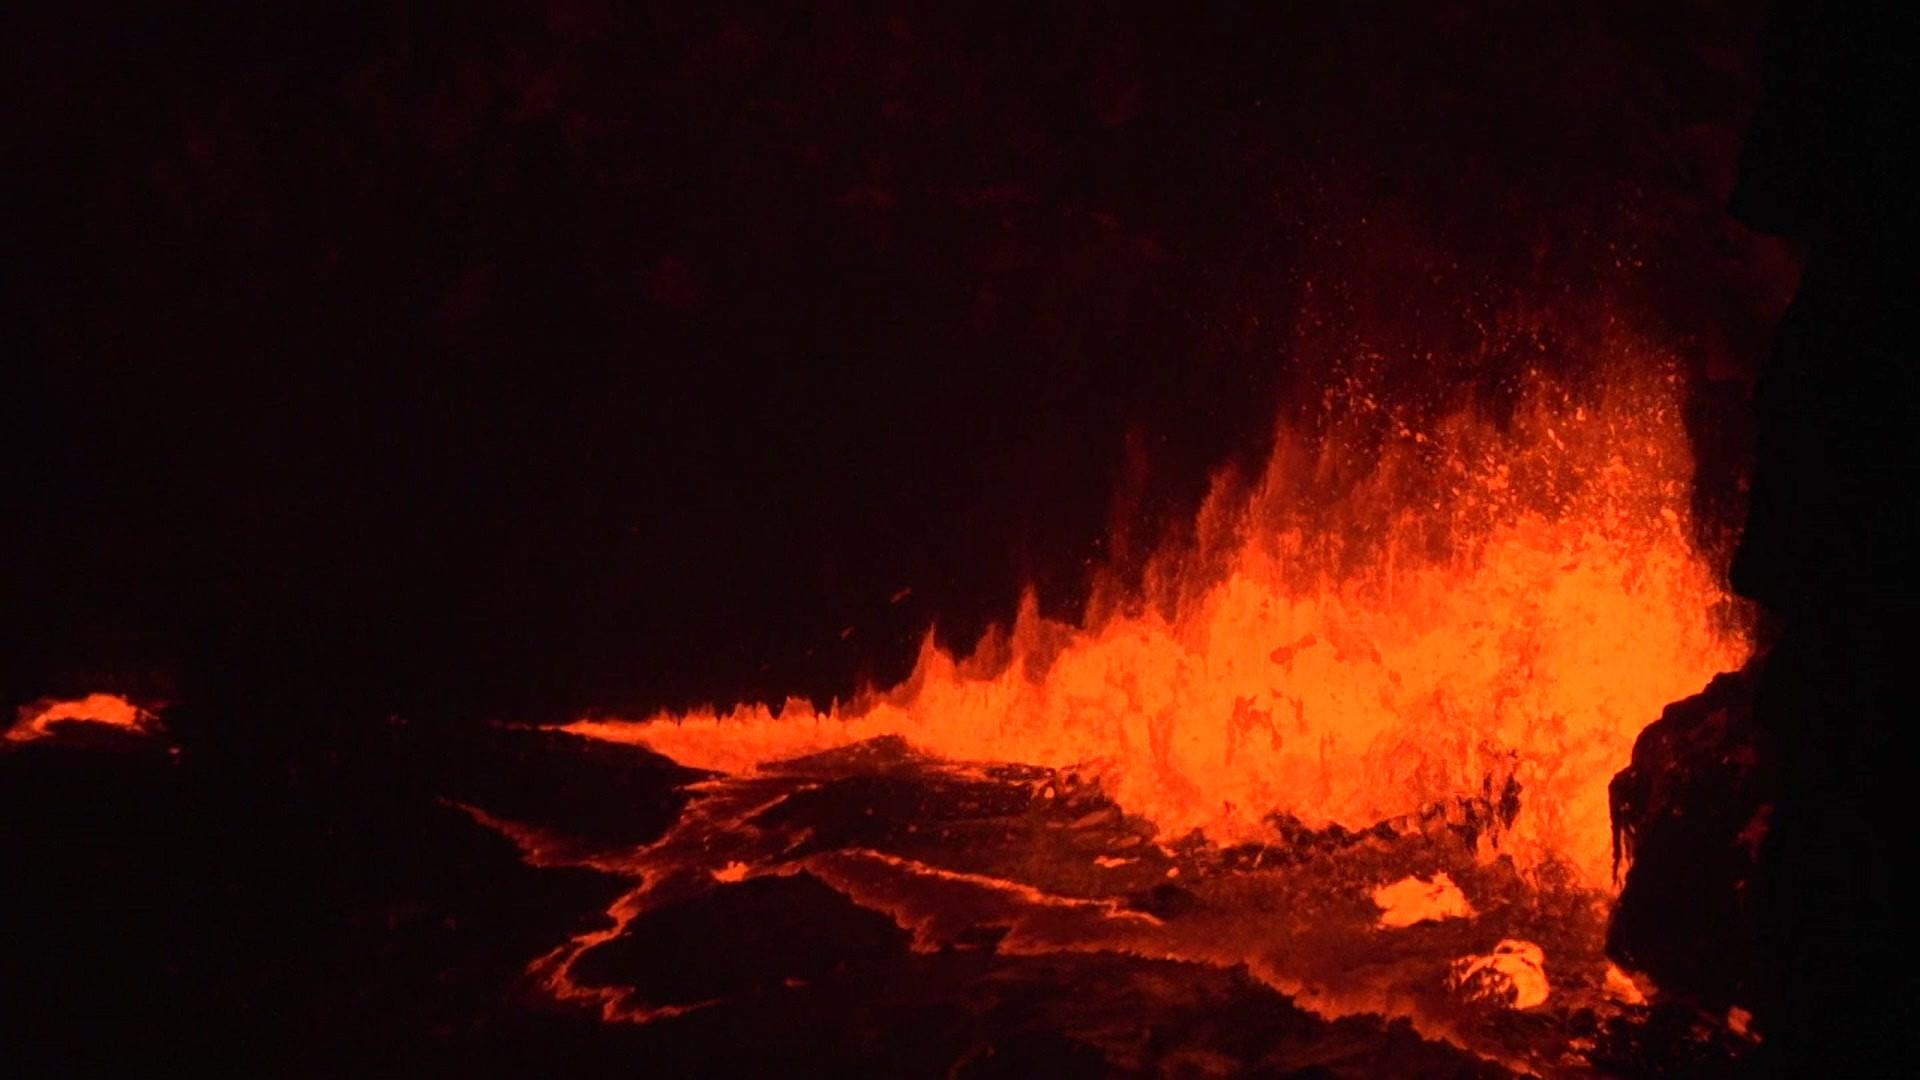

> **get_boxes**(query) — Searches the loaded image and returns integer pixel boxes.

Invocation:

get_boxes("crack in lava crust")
[461,737,1730,1074]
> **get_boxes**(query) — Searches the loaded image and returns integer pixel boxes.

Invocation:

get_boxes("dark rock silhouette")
[1611,4,1919,1073]
[1608,666,1765,1009]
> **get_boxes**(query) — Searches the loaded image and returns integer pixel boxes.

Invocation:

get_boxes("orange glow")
[569,337,1745,890]
[1450,939,1551,1009]
[1372,873,1474,928]
[7,693,158,744]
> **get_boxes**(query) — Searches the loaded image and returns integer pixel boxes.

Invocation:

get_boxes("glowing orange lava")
[570,338,1746,890]
[7,693,159,744]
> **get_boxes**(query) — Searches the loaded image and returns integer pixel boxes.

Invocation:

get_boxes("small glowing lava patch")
[6,693,159,744]
[1727,1006,1757,1040]
[1449,939,1550,1010]
[1371,872,1473,928]
[1604,962,1648,1005]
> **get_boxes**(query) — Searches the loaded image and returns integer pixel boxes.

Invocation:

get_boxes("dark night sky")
[6,2,1791,730]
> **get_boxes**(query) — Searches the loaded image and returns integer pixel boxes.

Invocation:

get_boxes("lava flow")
[568,338,1746,891]
[467,332,1753,1071]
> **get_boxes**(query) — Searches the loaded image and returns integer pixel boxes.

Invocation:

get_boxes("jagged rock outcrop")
[1606,664,1767,1009]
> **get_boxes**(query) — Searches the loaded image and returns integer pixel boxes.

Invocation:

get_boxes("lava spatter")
[467,348,1754,1073]
[567,354,1745,890]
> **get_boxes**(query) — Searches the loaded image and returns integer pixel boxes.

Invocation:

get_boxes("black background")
[7,2,1790,730]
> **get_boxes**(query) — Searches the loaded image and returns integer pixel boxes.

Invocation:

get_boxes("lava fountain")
[567,331,1747,893]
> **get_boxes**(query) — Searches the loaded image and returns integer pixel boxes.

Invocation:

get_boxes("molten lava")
[1373,872,1474,929]
[570,342,1745,892]
[7,693,158,744]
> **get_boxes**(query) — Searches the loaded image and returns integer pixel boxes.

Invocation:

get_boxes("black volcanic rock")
[1606,664,1767,1009]
[1710,5,1920,1072]
[571,872,912,1004]
[427,724,708,852]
